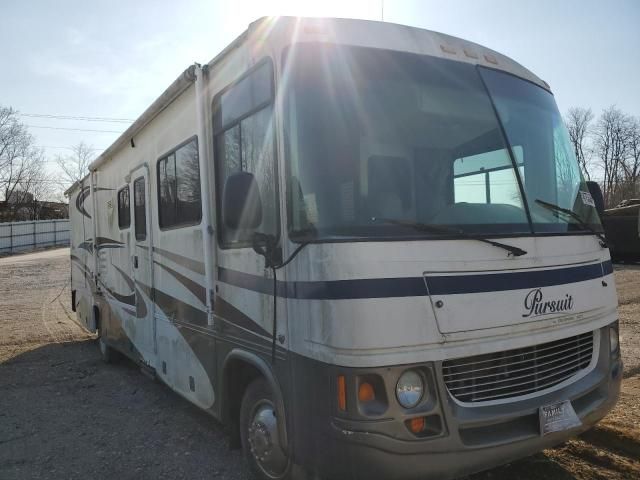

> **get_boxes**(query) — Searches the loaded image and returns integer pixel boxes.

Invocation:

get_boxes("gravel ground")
[0,248,638,480]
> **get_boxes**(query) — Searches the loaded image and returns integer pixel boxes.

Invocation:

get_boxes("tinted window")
[157,138,202,229]
[133,177,146,240]
[117,186,130,229]
[214,62,277,247]
[214,61,273,132]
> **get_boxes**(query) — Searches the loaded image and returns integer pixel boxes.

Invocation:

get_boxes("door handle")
[133,255,139,269]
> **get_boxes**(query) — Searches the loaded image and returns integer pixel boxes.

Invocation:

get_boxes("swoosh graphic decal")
[75,187,91,219]
[137,281,207,327]
[113,265,135,290]
[129,281,283,356]
[71,255,93,283]
[96,237,124,248]
[154,261,206,305]
[152,247,205,276]
[113,265,147,319]
[214,296,271,338]
[74,186,114,219]
[150,260,273,340]
[102,283,136,307]
[77,241,94,254]
[76,237,124,254]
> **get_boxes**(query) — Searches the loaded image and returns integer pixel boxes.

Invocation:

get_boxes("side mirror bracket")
[252,232,282,269]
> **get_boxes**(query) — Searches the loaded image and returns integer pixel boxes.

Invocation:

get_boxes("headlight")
[609,323,620,353]
[396,370,424,408]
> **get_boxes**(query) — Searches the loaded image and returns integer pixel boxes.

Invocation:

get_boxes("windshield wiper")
[372,217,527,257]
[534,199,607,248]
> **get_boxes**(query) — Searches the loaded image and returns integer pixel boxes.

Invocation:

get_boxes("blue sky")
[1,0,638,190]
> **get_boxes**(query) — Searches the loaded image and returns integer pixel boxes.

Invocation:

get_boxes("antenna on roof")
[381,0,384,21]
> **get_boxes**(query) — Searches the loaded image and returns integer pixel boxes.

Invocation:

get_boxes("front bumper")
[305,325,622,480]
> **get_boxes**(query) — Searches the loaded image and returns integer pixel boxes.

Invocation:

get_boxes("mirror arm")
[252,233,282,268]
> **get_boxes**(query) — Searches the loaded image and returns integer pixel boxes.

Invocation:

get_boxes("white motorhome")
[67,17,622,480]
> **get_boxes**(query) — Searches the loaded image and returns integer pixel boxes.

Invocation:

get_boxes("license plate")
[539,400,581,436]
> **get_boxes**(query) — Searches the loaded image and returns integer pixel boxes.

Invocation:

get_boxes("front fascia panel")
[282,235,618,368]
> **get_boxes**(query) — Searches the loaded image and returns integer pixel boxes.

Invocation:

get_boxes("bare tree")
[56,141,94,190]
[22,167,55,220]
[621,116,640,198]
[592,106,634,207]
[564,107,593,180]
[0,106,48,221]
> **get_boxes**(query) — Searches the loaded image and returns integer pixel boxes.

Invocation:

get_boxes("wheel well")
[224,359,262,448]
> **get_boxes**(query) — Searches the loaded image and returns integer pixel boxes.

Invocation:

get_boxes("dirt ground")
[0,248,638,480]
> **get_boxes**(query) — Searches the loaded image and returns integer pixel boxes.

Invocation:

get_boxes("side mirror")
[586,181,605,216]
[223,172,263,231]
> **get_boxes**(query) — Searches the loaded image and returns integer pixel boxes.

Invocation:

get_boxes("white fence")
[0,219,70,254]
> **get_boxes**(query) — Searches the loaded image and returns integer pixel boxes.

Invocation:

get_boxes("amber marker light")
[337,375,347,411]
[408,417,426,434]
[358,382,375,403]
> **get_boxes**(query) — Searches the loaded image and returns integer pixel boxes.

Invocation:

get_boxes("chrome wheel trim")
[247,399,287,478]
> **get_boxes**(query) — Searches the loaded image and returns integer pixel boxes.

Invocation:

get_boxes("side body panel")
[69,178,96,331]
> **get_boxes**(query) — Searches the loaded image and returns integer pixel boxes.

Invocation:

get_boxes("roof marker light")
[484,54,498,65]
[440,44,457,55]
[463,48,478,59]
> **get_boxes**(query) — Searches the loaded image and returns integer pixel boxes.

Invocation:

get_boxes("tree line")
[3,102,640,221]
[565,105,640,208]
[0,105,92,221]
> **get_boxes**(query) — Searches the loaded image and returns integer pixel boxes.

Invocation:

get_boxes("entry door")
[131,169,156,359]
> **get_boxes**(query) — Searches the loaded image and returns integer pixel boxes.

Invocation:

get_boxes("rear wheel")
[240,378,291,480]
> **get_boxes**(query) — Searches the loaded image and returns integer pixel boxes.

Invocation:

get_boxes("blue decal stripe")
[218,261,612,300]
[426,262,608,295]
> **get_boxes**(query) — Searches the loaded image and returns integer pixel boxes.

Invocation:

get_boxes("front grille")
[442,331,594,403]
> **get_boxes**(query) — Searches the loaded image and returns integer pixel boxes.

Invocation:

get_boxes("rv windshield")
[283,44,601,241]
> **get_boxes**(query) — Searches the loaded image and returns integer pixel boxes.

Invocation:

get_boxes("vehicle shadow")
[1,340,587,480]
[0,339,249,480]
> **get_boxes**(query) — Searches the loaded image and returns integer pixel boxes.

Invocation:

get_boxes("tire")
[240,378,291,480]
[97,333,117,364]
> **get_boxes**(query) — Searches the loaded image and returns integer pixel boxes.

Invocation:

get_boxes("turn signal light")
[358,382,375,403]
[408,416,426,434]
[337,375,347,411]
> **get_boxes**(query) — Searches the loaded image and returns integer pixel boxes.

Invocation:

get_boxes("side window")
[117,186,130,229]
[133,177,146,240]
[213,61,277,247]
[157,138,202,229]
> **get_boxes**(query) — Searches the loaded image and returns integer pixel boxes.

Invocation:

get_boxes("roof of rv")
[76,16,547,189]
[236,16,547,88]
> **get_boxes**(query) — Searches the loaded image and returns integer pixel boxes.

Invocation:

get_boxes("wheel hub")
[247,402,287,477]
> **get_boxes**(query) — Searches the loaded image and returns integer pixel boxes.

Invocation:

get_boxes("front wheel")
[240,378,291,480]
